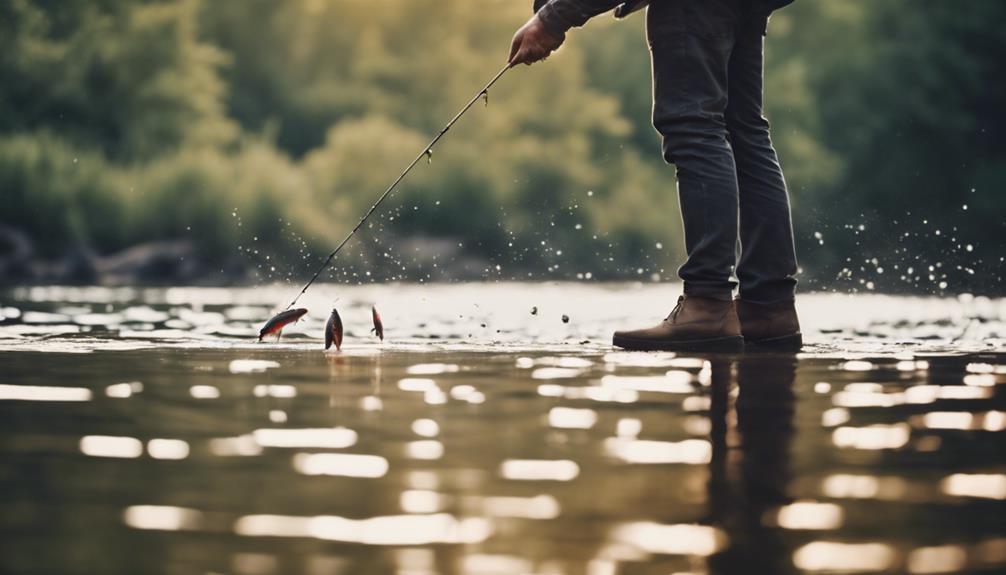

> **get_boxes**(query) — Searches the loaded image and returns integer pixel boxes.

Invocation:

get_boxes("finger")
[513,47,531,66]
[526,46,545,64]
[508,35,521,63]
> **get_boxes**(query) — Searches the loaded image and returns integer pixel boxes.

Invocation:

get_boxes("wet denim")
[647,0,798,304]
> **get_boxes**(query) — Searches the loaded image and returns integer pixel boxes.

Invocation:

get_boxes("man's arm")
[535,0,624,36]
[509,0,622,66]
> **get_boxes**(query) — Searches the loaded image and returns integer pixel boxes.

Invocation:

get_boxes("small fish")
[530,306,538,316]
[324,307,344,351]
[371,305,384,341]
[258,308,308,342]
[561,314,570,324]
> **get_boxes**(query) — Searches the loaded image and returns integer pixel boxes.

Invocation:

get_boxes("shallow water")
[1,283,1004,574]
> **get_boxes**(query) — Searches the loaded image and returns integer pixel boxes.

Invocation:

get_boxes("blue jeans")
[647,0,798,304]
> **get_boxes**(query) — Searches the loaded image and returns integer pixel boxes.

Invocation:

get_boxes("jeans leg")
[648,0,741,301]
[727,13,798,304]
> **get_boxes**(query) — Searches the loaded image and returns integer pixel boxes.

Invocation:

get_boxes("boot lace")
[665,295,686,323]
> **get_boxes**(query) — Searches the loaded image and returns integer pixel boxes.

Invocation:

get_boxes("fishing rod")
[283,63,513,311]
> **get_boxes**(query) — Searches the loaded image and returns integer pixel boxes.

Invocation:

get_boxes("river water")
[0,283,1004,574]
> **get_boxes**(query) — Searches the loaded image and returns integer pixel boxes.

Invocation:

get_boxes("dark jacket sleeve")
[536,0,624,35]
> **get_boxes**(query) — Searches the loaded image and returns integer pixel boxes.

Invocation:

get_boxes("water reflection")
[252,427,357,449]
[706,354,798,575]
[793,541,896,572]
[477,494,561,520]
[405,440,444,460]
[500,459,580,481]
[293,453,389,477]
[821,474,908,500]
[80,435,143,458]
[146,438,189,460]
[105,381,142,398]
[604,438,711,464]
[941,473,1006,500]
[833,423,911,449]
[0,383,91,401]
[611,522,727,556]
[0,327,1003,574]
[234,513,493,545]
[774,501,844,530]
[123,505,202,531]
[907,545,968,574]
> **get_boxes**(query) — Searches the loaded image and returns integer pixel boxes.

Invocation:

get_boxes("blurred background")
[1,0,1003,293]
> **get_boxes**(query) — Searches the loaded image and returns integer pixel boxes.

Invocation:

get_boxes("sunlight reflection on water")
[793,541,896,572]
[234,513,493,545]
[80,435,143,458]
[253,427,358,449]
[604,438,711,465]
[292,453,389,478]
[123,505,202,531]
[0,384,91,401]
[500,459,580,481]
[611,522,726,556]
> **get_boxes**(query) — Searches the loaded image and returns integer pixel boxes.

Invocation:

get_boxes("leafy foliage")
[0,0,1003,292]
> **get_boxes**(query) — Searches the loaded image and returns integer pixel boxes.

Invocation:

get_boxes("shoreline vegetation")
[2,1,1003,294]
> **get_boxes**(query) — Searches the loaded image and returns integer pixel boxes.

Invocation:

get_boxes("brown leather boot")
[735,298,802,351]
[612,295,744,352]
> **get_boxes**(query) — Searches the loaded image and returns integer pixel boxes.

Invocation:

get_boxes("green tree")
[0,0,235,160]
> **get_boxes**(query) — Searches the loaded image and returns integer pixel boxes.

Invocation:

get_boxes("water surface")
[1,283,1004,574]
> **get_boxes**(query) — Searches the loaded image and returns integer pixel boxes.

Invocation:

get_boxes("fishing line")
[283,63,513,310]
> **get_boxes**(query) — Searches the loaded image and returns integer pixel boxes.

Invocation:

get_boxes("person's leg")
[647,0,742,301]
[611,0,746,351]
[726,12,798,305]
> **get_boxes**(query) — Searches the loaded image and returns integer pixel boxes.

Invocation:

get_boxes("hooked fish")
[258,308,308,342]
[325,307,344,351]
[371,305,384,341]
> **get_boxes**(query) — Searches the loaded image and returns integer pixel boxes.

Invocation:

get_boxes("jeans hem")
[737,290,797,305]
[683,285,734,302]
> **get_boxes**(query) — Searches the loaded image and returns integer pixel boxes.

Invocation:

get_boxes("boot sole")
[612,334,745,353]
[745,332,803,352]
